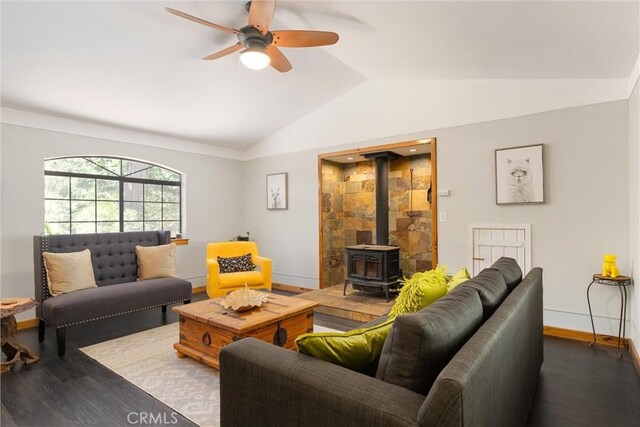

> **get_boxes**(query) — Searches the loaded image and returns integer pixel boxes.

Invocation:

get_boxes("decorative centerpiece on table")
[220,284,269,312]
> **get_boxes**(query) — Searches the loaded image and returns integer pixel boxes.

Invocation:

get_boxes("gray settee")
[219,258,543,427]
[33,231,192,356]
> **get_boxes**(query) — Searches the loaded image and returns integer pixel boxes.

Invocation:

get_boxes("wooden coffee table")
[173,294,318,369]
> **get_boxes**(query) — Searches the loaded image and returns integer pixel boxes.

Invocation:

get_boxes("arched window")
[44,156,182,236]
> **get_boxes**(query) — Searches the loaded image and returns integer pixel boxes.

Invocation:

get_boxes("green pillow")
[388,266,448,319]
[447,267,471,293]
[295,318,394,376]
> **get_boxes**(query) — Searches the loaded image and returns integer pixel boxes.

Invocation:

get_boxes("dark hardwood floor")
[527,337,640,427]
[2,291,639,426]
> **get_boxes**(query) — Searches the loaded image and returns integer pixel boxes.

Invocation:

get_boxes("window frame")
[44,156,182,236]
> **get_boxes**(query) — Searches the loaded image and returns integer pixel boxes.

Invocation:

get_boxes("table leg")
[622,285,629,350]
[586,280,597,346]
[616,283,624,357]
[1,315,39,373]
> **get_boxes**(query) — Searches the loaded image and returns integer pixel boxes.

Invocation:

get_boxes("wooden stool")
[1,298,39,373]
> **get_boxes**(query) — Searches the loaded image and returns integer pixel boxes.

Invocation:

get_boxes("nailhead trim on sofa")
[43,298,186,329]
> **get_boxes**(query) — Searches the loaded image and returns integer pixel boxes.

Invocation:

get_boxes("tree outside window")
[44,156,182,236]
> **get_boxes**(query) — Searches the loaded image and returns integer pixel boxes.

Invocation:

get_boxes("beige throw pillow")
[43,249,98,297]
[135,244,178,280]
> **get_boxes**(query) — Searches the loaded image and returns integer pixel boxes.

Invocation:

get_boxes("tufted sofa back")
[33,231,170,313]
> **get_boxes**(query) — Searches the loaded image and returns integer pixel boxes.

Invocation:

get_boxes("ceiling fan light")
[240,48,270,70]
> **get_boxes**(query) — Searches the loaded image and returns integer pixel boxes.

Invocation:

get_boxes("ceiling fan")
[166,0,339,72]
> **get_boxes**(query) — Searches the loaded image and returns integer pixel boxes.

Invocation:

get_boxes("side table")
[1,298,39,373]
[586,274,632,357]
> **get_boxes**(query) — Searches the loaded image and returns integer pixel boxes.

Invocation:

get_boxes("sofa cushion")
[296,318,394,376]
[447,267,470,293]
[43,249,97,296]
[375,287,483,395]
[135,244,178,280]
[490,257,523,291]
[41,278,192,328]
[454,268,508,320]
[37,231,167,288]
[218,271,264,289]
[217,253,256,273]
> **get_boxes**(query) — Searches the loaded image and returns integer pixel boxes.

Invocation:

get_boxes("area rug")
[80,323,339,427]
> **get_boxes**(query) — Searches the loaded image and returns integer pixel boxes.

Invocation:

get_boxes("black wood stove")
[342,151,403,302]
[344,245,401,302]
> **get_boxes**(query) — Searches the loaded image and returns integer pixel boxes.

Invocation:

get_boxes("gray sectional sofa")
[33,231,192,356]
[219,257,543,427]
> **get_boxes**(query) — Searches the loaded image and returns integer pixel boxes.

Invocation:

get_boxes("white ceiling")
[1,1,638,150]
[297,1,639,79]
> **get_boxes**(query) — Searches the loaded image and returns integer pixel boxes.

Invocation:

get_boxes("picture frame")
[266,172,288,210]
[495,144,544,205]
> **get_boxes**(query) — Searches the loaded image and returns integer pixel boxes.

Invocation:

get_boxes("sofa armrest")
[206,259,220,298]
[220,338,424,427]
[251,255,272,286]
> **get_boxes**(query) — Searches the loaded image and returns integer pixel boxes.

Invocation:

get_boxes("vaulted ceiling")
[2,1,638,151]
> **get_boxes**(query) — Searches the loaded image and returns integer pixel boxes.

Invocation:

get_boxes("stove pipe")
[363,151,399,246]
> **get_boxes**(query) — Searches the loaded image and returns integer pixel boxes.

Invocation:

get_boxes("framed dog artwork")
[495,144,544,205]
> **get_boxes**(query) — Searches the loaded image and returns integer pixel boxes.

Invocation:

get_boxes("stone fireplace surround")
[320,153,433,288]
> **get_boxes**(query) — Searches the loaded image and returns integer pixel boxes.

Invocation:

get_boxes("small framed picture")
[495,144,544,205]
[266,173,288,210]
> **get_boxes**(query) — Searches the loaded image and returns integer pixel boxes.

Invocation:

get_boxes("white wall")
[244,100,630,336]
[0,127,2,287]
[629,76,640,355]
[0,124,244,318]
[243,150,322,288]
[437,101,629,337]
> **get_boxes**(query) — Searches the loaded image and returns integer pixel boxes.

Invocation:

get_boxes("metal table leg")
[586,279,597,346]
[623,285,629,350]
[617,282,624,357]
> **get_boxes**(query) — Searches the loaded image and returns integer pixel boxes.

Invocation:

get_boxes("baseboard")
[272,283,312,294]
[272,272,318,288]
[543,325,629,348]
[192,286,206,295]
[17,318,39,330]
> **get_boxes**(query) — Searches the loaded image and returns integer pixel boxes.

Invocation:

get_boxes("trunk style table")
[173,293,318,369]
[1,298,39,373]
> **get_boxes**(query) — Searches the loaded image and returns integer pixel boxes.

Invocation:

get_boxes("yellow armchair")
[206,241,272,298]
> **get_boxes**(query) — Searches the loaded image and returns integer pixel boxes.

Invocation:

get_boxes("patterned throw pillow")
[217,254,255,273]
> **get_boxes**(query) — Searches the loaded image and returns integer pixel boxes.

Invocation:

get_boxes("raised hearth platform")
[295,284,394,322]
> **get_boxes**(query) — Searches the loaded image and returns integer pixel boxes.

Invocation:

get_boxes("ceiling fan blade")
[166,7,240,35]
[266,45,292,73]
[271,30,339,48]
[248,0,276,34]
[202,43,243,60]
